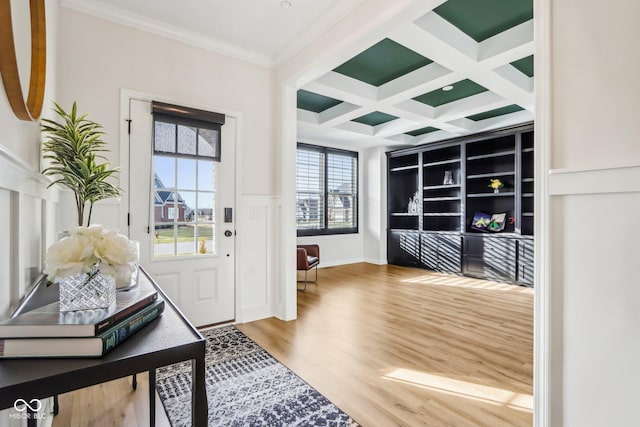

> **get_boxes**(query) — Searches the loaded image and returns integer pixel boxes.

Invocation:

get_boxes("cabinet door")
[518,239,534,286]
[388,231,420,267]
[437,234,462,274]
[420,233,438,270]
[463,235,517,282]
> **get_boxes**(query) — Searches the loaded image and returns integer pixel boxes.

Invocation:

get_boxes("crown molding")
[60,0,274,68]
[272,0,366,69]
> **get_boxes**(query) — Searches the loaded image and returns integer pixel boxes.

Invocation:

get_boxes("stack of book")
[0,273,164,358]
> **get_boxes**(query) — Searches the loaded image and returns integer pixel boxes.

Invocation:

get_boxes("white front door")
[127,98,235,326]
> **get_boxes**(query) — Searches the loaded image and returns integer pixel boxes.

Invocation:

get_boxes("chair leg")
[297,270,307,291]
[297,266,318,291]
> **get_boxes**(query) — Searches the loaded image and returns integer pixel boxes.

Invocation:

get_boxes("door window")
[153,119,217,258]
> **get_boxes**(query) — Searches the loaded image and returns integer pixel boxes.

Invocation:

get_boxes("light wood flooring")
[53,263,533,427]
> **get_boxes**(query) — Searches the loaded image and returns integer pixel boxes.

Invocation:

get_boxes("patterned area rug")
[156,326,359,427]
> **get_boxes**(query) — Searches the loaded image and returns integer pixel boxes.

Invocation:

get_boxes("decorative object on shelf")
[471,211,491,231]
[443,170,454,185]
[41,102,122,227]
[45,225,139,311]
[407,191,420,213]
[489,178,504,194]
[487,213,507,232]
[471,211,507,233]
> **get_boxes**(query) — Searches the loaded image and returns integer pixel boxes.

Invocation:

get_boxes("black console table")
[0,268,207,426]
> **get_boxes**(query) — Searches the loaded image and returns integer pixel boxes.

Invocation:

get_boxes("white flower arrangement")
[45,225,139,287]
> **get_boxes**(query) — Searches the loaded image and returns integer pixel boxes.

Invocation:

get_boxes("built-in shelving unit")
[387,123,534,286]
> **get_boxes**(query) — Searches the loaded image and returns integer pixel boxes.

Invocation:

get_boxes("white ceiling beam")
[318,102,368,127]
[493,65,534,95]
[435,91,509,122]
[478,20,534,67]
[297,109,320,125]
[310,72,377,105]
[397,12,534,111]
[377,63,454,103]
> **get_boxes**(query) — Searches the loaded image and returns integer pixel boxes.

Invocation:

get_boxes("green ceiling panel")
[434,0,533,42]
[413,79,488,107]
[406,126,440,137]
[511,55,534,77]
[352,111,398,127]
[297,89,342,113]
[333,38,433,87]
[467,104,524,121]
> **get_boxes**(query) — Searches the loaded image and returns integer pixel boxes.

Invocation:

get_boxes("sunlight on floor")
[383,368,533,413]
[401,273,533,294]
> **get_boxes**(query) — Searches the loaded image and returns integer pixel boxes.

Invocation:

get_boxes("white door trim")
[118,88,244,323]
[533,0,550,425]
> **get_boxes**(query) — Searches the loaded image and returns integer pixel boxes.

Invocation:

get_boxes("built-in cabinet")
[387,123,534,287]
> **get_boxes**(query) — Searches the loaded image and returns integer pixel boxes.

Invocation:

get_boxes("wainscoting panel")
[238,196,280,323]
[0,147,59,317]
[0,189,11,318]
[0,147,58,426]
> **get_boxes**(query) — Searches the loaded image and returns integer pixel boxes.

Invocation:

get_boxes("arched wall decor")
[0,0,46,121]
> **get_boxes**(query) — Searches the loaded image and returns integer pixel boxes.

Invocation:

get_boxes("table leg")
[192,357,207,427]
[148,369,156,427]
[53,395,59,415]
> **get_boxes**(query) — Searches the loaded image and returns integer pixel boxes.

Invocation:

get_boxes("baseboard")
[318,258,365,268]
[363,258,388,265]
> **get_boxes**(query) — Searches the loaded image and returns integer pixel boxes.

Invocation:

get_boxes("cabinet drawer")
[463,235,517,259]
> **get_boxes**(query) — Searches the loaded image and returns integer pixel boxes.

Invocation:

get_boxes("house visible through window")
[152,103,223,257]
[296,143,358,236]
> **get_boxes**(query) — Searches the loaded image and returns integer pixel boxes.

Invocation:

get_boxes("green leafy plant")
[41,102,122,226]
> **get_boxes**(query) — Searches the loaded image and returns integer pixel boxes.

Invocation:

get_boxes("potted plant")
[41,103,138,309]
[41,102,122,226]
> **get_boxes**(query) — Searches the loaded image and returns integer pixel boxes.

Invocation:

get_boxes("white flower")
[45,233,97,280]
[45,225,139,286]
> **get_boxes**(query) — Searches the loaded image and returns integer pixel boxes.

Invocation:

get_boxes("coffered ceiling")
[62,0,534,150]
[297,0,535,148]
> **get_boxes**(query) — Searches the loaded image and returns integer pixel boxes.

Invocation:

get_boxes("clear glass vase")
[59,265,116,312]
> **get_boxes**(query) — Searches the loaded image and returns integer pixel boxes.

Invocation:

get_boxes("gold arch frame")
[0,0,46,121]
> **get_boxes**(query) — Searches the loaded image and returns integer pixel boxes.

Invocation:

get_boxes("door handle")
[224,230,233,237]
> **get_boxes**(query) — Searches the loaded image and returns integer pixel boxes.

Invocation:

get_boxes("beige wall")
[551,1,640,171]
[56,8,278,197]
[548,0,640,424]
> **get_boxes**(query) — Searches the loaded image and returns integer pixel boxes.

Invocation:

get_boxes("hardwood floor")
[239,263,533,427]
[53,263,533,427]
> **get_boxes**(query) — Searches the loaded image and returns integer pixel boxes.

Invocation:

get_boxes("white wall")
[545,0,640,425]
[0,1,60,424]
[55,8,280,322]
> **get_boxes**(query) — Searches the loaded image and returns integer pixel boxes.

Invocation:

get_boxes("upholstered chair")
[296,244,319,291]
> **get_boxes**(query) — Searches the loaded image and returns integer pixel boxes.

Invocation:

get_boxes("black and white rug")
[156,326,359,427]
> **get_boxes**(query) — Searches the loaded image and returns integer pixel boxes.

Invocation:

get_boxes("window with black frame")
[296,143,358,236]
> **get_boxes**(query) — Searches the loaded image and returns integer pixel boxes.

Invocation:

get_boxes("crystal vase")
[59,265,116,312]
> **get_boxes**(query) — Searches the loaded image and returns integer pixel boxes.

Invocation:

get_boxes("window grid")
[153,119,217,258]
[296,144,358,236]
